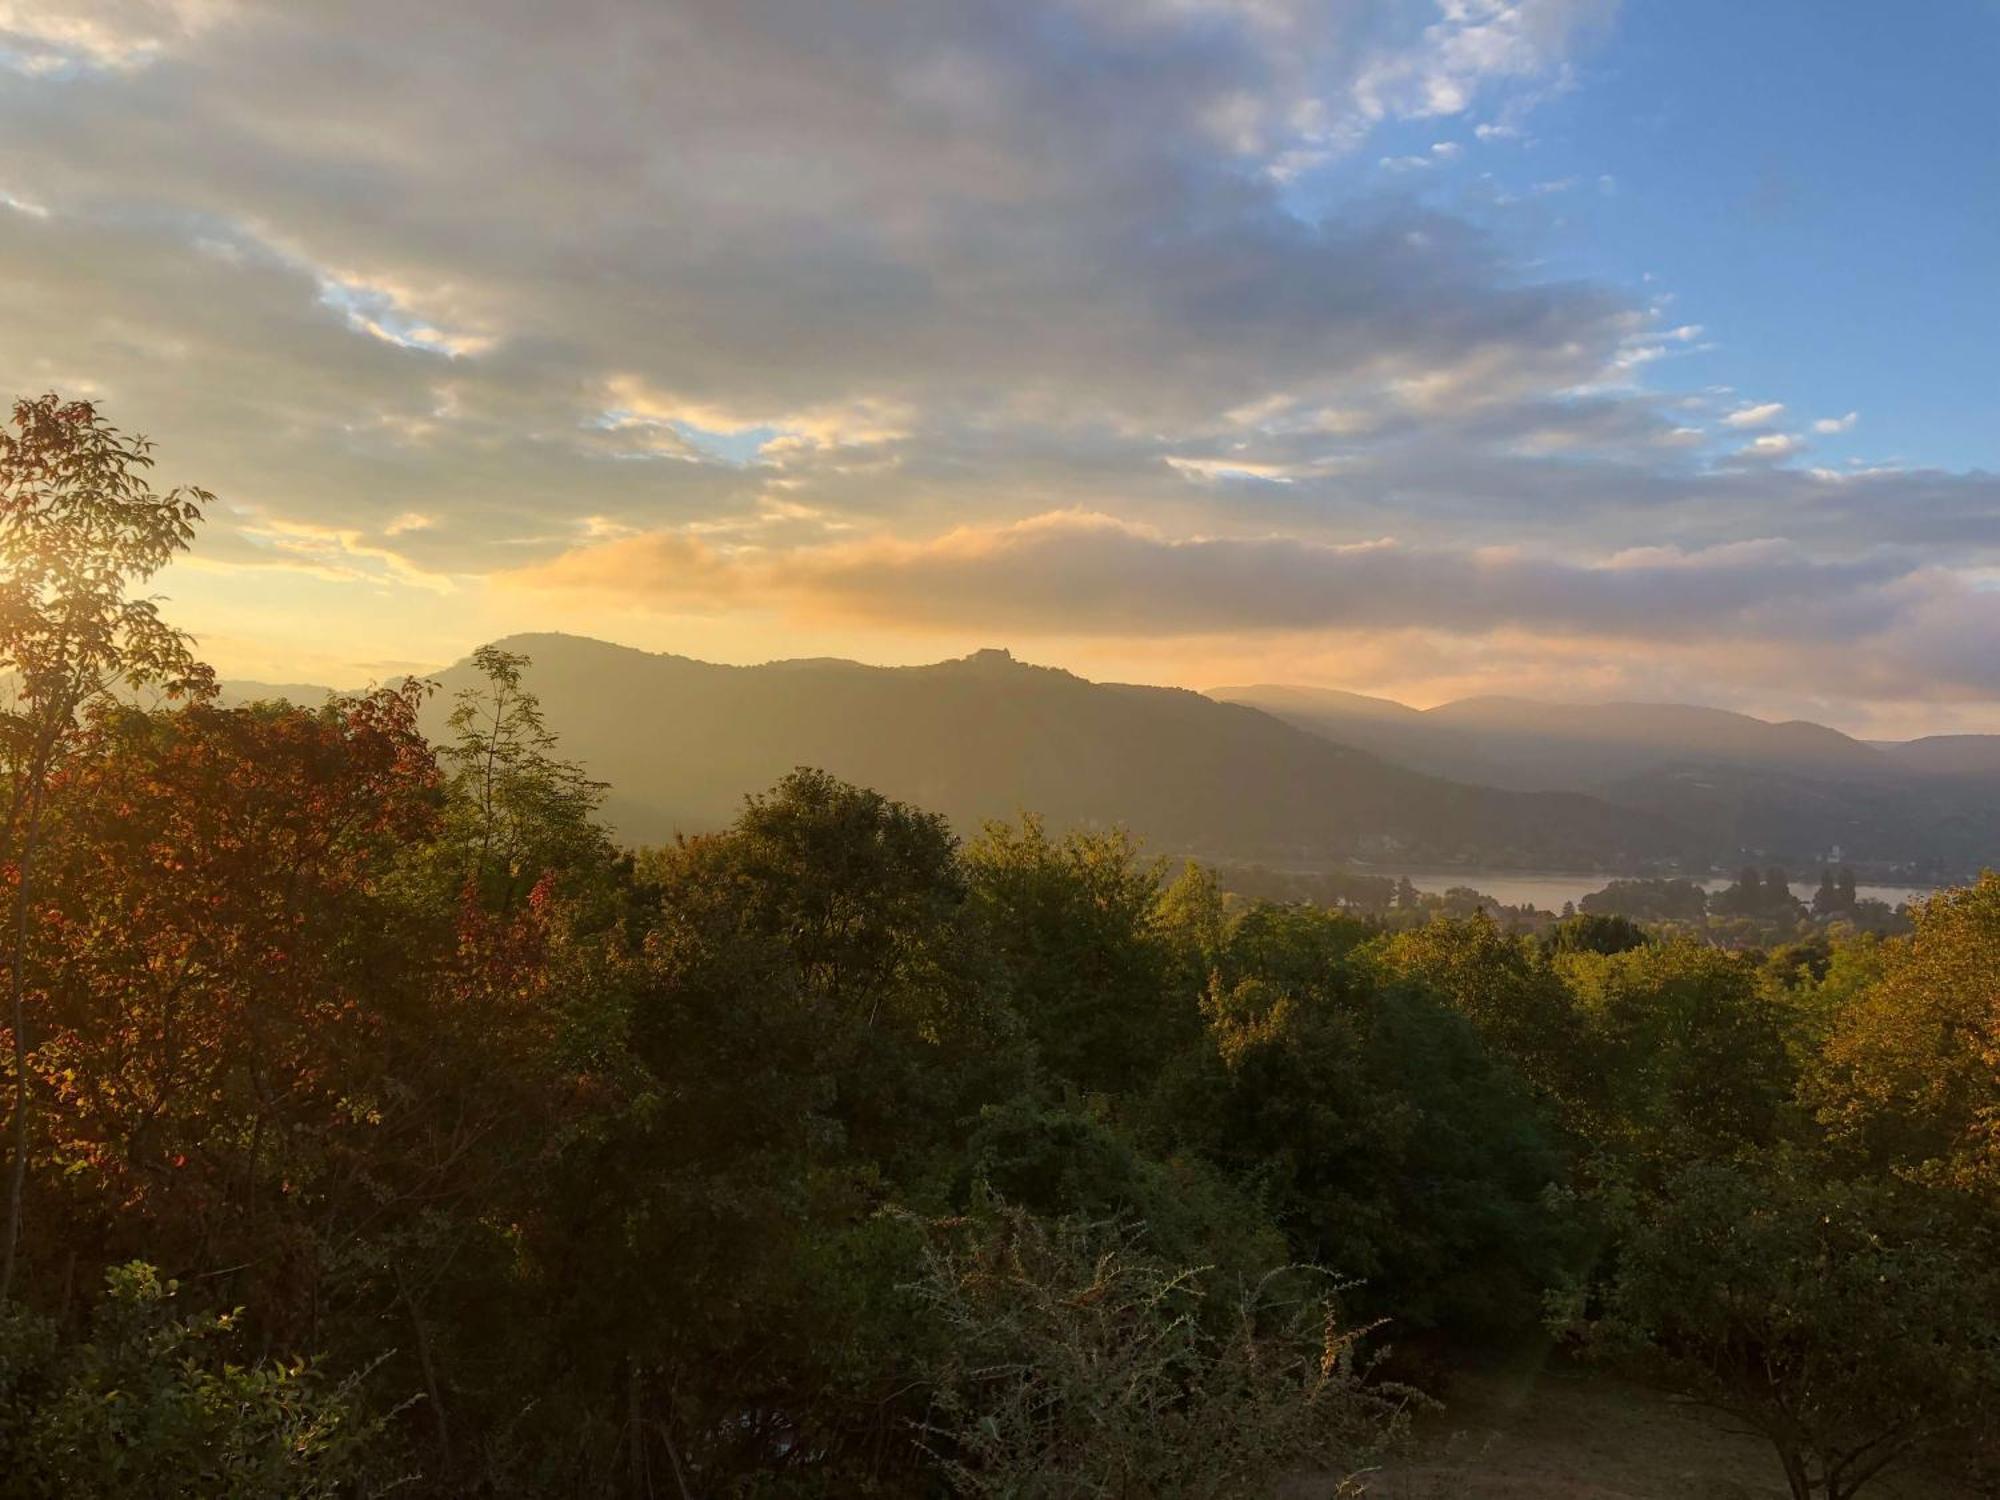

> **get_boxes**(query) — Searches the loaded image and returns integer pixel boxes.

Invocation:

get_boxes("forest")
[3,395,1997,1498]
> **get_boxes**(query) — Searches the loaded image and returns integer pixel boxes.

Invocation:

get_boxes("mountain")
[1880,735,2000,777]
[1597,762,2000,878]
[208,640,1995,877]
[1213,684,1999,879]
[1211,683,1425,727]
[402,634,1690,870]
[215,679,347,708]
[1210,685,1894,790]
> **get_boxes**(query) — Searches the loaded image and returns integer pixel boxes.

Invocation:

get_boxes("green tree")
[1378,914,1597,1127]
[965,817,1194,1097]
[1579,877,1707,922]
[1562,940,1792,1181]
[439,644,610,910]
[1712,865,1771,917]
[528,772,1021,1489]
[1765,866,1793,905]
[0,395,210,1303]
[1543,911,1649,957]
[1568,1157,2000,1499]
[1170,946,1571,1336]
[0,1262,387,1499]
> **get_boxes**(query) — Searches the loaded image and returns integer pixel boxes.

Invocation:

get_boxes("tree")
[530,772,1023,1489]
[966,817,1194,1097]
[1569,1157,1999,1499]
[0,395,210,1303]
[1562,940,1793,1181]
[1579,878,1707,922]
[0,1262,387,1499]
[1543,911,1648,957]
[1379,914,1598,1127]
[1809,874,2000,1195]
[438,645,609,911]
[17,688,449,1322]
[1171,940,1572,1336]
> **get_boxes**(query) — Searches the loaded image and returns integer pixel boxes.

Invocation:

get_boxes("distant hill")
[214,679,348,708]
[1211,685,1894,790]
[397,634,1690,870]
[1210,683,1424,726]
[205,641,1998,878]
[1880,735,2000,776]
[1214,684,2000,878]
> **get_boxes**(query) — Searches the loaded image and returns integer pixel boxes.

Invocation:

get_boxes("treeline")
[1582,867,1909,937]
[1218,864,1910,948]
[2,397,1996,1497]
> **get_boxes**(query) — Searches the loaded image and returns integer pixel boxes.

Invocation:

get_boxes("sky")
[2,0,1997,736]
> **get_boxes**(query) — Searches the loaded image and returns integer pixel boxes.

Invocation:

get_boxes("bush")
[908,1209,1416,1498]
[0,1263,393,1499]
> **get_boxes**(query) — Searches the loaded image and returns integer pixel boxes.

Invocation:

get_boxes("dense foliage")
[1,399,1993,1496]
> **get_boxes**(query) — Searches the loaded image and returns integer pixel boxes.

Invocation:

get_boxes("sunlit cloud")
[1721,401,1786,429]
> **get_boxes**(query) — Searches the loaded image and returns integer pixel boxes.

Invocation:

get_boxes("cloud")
[505,510,2000,707]
[0,0,226,74]
[511,510,1912,642]
[1727,431,1805,464]
[2,0,1996,727]
[1813,410,1859,434]
[1351,0,1611,121]
[1721,400,1785,428]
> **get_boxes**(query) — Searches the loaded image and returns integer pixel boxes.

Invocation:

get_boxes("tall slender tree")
[0,394,210,1302]
[440,644,608,910]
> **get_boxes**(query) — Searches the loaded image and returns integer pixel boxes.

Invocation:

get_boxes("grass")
[1286,1349,1977,1499]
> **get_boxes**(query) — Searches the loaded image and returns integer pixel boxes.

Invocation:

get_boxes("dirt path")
[1301,1354,1975,1499]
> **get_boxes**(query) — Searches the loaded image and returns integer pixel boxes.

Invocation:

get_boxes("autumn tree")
[19,688,444,1316]
[0,394,210,1303]
[1809,874,2000,1196]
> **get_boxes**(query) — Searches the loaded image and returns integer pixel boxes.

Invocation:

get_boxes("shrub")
[908,1209,1417,1499]
[0,1262,393,1499]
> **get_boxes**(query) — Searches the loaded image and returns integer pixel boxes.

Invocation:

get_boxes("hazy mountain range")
[1212,684,2000,879]
[218,634,2000,881]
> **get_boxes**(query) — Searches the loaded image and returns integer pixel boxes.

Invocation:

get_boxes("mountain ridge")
[207,636,2000,879]
[394,633,1692,870]
[1213,680,2000,879]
